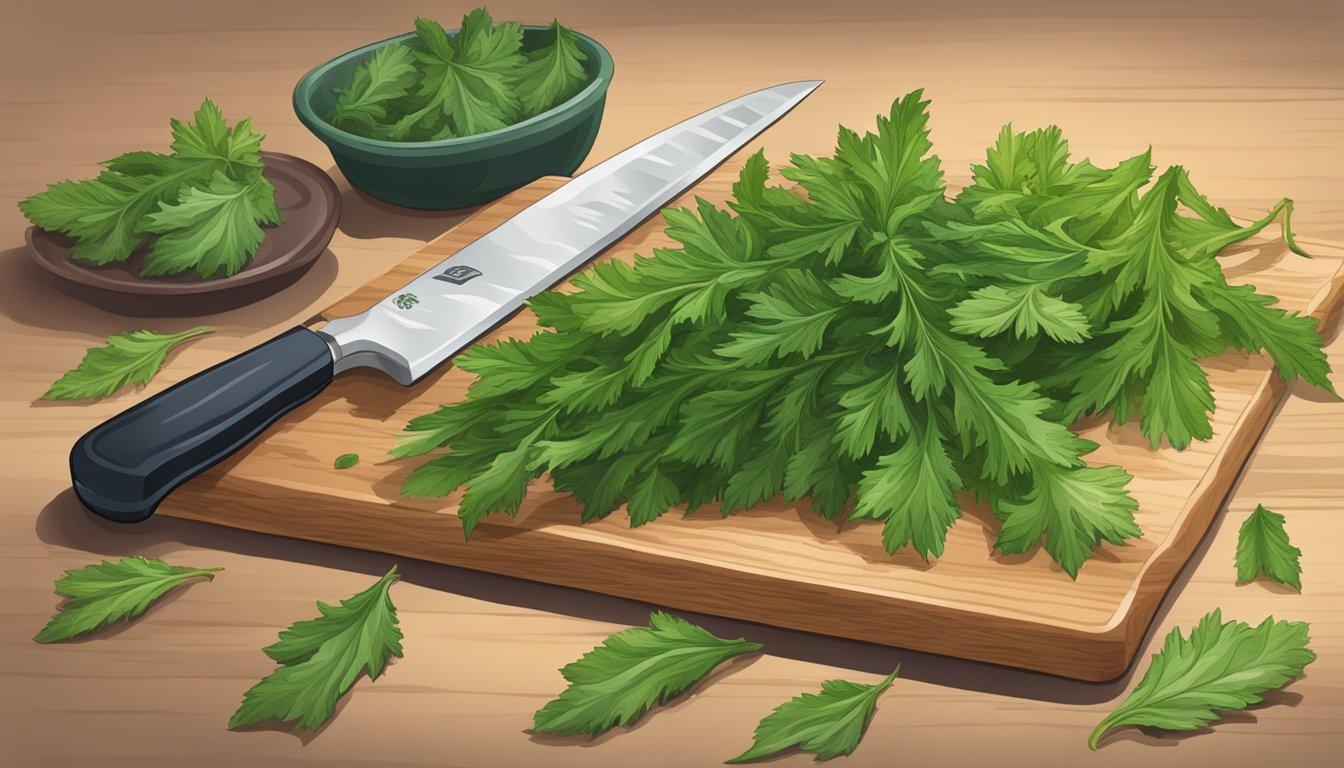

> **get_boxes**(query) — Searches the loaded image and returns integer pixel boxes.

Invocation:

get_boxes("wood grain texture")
[4,1,1344,766]
[156,170,1344,681]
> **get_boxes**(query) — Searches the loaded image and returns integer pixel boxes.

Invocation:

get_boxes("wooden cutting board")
[159,170,1344,682]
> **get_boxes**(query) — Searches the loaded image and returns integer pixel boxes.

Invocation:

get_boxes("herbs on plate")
[533,611,761,736]
[19,99,281,278]
[1235,504,1302,590]
[42,326,214,401]
[229,567,403,730]
[327,8,588,142]
[730,668,898,763]
[395,90,1330,577]
[35,556,222,643]
[1089,609,1314,749]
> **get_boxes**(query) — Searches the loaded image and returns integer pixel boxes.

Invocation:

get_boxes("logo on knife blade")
[393,293,419,310]
[434,265,483,285]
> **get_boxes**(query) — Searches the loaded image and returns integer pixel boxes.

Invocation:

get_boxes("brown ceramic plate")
[26,151,340,296]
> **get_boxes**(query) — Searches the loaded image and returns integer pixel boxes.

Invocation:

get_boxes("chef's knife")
[70,80,822,523]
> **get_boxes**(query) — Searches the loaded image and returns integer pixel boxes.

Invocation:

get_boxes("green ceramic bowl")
[293,26,613,210]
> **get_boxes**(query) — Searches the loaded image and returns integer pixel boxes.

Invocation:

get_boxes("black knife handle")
[70,327,335,523]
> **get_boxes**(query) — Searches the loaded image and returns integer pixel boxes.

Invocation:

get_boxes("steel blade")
[318,80,822,384]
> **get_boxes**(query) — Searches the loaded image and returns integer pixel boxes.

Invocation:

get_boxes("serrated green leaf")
[1089,610,1314,749]
[34,557,222,643]
[457,426,549,536]
[328,43,419,134]
[532,611,761,736]
[995,463,1140,579]
[625,467,681,526]
[851,424,961,559]
[228,567,403,731]
[516,21,588,118]
[42,326,214,401]
[141,173,272,278]
[716,271,843,364]
[949,284,1090,343]
[728,667,899,763]
[1234,504,1302,590]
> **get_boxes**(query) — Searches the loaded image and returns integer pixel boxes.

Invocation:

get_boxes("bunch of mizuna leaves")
[326,9,588,141]
[19,100,280,278]
[396,90,1332,577]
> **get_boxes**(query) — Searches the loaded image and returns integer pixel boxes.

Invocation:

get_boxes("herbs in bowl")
[327,11,590,142]
[20,100,282,279]
[292,7,613,209]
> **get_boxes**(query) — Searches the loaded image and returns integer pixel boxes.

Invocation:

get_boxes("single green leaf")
[457,430,545,536]
[1089,610,1314,749]
[334,454,360,470]
[995,463,1140,579]
[140,172,272,278]
[851,424,961,559]
[949,284,1091,343]
[728,667,899,763]
[625,467,681,526]
[1234,504,1302,590]
[41,326,214,401]
[532,611,762,736]
[717,271,844,364]
[515,21,588,118]
[34,556,222,643]
[228,567,404,731]
[328,42,419,133]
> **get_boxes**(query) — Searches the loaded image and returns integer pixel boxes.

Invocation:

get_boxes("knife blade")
[69,80,823,523]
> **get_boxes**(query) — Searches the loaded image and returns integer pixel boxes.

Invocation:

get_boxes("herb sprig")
[42,326,214,401]
[1090,609,1314,749]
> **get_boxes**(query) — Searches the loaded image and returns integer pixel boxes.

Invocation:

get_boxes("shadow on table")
[328,165,481,242]
[36,471,1247,709]
[0,245,340,328]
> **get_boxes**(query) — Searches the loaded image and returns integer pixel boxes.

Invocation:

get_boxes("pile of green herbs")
[19,100,280,278]
[327,8,589,142]
[395,90,1331,577]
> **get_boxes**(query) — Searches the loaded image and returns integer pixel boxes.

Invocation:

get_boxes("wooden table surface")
[2,1,1341,766]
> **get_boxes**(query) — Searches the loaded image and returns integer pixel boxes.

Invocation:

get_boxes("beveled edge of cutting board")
[161,172,1344,681]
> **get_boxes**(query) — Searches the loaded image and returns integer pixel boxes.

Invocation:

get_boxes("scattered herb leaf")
[728,667,899,763]
[34,556,222,643]
[327,9,588,141]
[1089,609,1315,749]
[532,611,761,736]
[1235,504,1302,590]
[334,454,360,470]
[42,326,215,401]
[19,100,280,277]
[229,567,403,731]
[394,91,1330,577]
